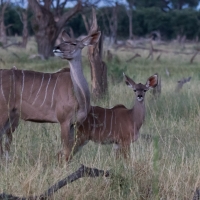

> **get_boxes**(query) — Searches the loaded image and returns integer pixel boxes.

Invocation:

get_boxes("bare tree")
[15,0,29,48]
[28,0,82,59]
[105,2,118,45]
[87,8,108,102]
[126,0,134,39]
[0,0,9,45]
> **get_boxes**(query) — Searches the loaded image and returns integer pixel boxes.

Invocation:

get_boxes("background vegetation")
[1,0,200,199]
[3,1,200,40]
[0,37,200,199]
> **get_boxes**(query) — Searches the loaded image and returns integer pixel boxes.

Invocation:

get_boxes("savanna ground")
[1,37,200,200]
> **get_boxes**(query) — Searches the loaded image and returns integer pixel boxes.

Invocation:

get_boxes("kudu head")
[53,30,101,60]
[124,73,158,102]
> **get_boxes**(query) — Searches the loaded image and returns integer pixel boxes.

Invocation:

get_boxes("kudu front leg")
[60,122,76,162]
[115,143,130,159]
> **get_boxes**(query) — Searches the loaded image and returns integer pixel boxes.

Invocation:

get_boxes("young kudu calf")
[0,31,100,162]
[72,73,158,158]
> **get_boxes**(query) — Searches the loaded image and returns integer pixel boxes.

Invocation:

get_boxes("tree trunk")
[28,0,82,59]
[112,3,118,44]
[105,3,118,45]
[88,33,108,102]
[86,9,108,102]
[0,2,8,45]
[128,10,133,39]
[21,10,28,48]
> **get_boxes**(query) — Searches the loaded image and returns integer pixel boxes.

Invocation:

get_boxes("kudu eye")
[143,90,147,92]
[134,89,136,92]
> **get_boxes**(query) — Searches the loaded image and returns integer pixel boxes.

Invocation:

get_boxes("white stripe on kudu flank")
[20,70,25,106]
[102,108,106,134]
[12,70,15,101]
[1,70,6,102]
[51,74,60,108]
[40,74,51,107]
[92,106,95,135]
[32,73,44,105]
[108,110,113,136]
[28,72,35,101]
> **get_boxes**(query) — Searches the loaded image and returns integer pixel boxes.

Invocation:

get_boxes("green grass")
[1,38,200,199]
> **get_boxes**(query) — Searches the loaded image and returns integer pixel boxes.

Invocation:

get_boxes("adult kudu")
[0,30,101,162]
[70,73,157,158]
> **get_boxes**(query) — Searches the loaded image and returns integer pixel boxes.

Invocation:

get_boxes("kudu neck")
[132,99,146,125]
[68,57,91,123]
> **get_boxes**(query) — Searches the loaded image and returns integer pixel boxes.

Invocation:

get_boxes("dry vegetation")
[1,37,200,199]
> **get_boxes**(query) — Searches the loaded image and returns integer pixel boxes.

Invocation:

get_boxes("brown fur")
[0,68,79,160]
[71,74,158,158]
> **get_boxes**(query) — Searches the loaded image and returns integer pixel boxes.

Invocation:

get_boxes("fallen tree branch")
[126,53,141,62]
[29,54,45,60]
[0,165,110,200]
[193,187,200,200]
[2,42,21,49]
[190,50,199,64]
[175,77,191,92]
[116,44,197,55]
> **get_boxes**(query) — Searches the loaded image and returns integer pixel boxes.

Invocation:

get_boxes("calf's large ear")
[80,31,101,47]
[146,74,158,89]
[123,73,136,88]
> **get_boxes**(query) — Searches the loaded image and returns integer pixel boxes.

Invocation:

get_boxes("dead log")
[193,187,200,200]
[190,50,199,64]
[175,77,191,92]
[126,53,141,62]
[116,43,197,56]
[28,54,45,60]
[0,165,110,200]
[156,53,162,61]
[2,42,21,49]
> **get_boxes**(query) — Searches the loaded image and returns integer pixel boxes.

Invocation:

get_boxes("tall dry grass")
[0,37,200,199]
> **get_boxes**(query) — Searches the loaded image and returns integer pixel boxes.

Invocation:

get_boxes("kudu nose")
[53,46,60,53]
[138,95,143,98]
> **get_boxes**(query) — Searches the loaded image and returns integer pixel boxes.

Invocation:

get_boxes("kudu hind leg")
[0,114,13,158]
[0,110,19,158]
[5,115,19,155]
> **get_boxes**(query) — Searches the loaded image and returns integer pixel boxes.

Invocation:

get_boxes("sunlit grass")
[1,38,200,199]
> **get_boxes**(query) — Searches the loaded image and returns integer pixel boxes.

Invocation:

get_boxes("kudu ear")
[80,31,101,47]
[146,74,158,89]
[61,30,76,44]
[123,73,136,88]
[62,31,71,41]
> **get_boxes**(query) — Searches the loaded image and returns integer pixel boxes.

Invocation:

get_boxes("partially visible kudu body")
[0,11,101,161]
[73,74,158,158]
[0,68,77,159]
